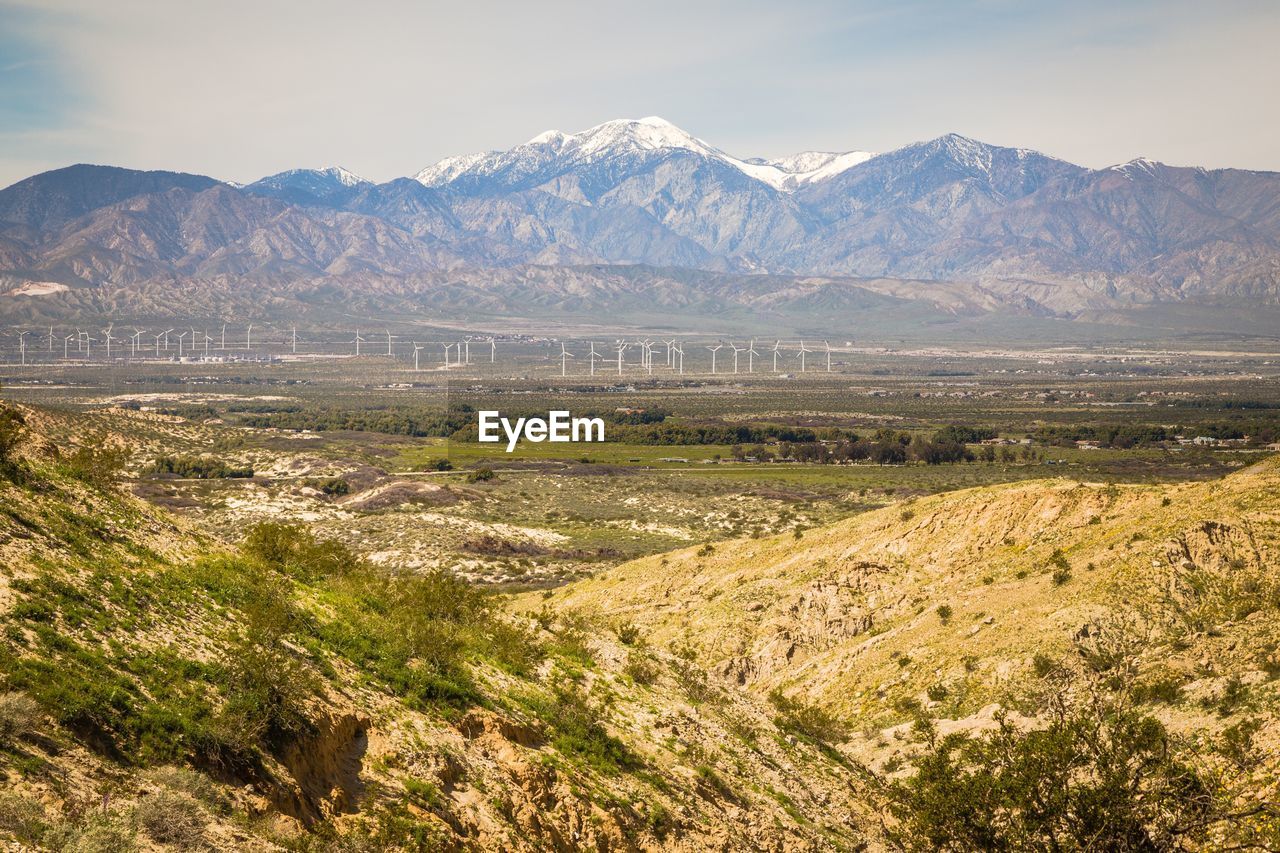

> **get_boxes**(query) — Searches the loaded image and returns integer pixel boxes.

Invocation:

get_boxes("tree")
[883,653,1271,852]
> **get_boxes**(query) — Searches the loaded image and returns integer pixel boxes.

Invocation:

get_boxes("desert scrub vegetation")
[881,621,1280,852]
[0,517,544,780]
[144,454,254,479]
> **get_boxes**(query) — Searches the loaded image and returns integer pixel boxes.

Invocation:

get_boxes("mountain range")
[2,117,1279,332]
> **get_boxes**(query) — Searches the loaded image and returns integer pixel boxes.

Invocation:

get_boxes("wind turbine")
[219,324,227,350]
[442,342,453,366]
[675,343,684,375]
[385,329,395,358]
[63,334,75,360]
[664,339,675,368]
[588,342,599,376]
[204,330,213,357]
[559,343,574,377]
[102,324,114,360]
[160,329,174,355]
[489,338,496,363]
[772,340,782,372]
[352,329,365,356]
[245,323,253,351]
[291,326,298,354]
[177,329,188,358]
[747,341,758,373]
[824,341,832,372]
[17,331,29,366]
[615,342,626,376]
[729,342,743,374]
[412,342,424,371]
[706,343,723,375]
[797,340,811,372]
[463,337,471,364]
[47,325,54,353]
[130,329,143,358]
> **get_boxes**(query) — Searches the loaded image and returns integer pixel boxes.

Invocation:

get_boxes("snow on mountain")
[753,150,876,189]
[244,166,372,206]
[412,117,871,193]
[268,166,370,188]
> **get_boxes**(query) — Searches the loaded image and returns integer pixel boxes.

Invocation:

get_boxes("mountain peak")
[413,118,875,192]
[320,166,369,187]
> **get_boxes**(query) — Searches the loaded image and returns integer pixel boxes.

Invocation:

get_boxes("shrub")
[525,684,639,775]
[0,691,41,745]
[936,605,953,624]
[62,444,131,490]
[316,477,350,496]
[42,811,139,853]
[1048,549,1072,586]
[466,467,495,483]
[144,455,253,479]
[616,621,641,645]
[240,521,354,581]
[0,407,25,472]
[0,792,47,845]
[768,689,849,744]
[1131,674,1183,705]
[135,790,209,849]
[624,653,659,685]
[887,685,1219,850]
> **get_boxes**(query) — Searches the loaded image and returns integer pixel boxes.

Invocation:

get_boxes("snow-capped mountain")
[749,150,876,190]
[5,123,1280,319]
[244,166,371,206]
[414,117,871,194]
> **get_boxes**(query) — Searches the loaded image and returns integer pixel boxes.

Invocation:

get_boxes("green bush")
[888,660,1225,851]
[0,406,25,476]
[768,689,849,745]
[144,454,253,479]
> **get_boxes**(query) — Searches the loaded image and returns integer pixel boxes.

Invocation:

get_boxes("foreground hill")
[545,457,1280,844]
[0,402,876,850]
[549,456,1280,709]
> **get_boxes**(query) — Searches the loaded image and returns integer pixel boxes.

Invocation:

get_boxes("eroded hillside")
[0,403,878,850]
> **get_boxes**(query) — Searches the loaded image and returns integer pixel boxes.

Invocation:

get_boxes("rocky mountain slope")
[3,119,1280,327]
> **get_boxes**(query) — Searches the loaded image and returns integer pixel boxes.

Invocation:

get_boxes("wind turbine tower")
[706,343,723,375]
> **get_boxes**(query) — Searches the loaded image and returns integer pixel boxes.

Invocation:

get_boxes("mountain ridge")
[3,122,1280,326]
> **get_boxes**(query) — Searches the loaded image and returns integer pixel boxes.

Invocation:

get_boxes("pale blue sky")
[2,0,1278,187]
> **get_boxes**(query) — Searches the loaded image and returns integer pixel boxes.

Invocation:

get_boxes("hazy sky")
[2,0,1278,187]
